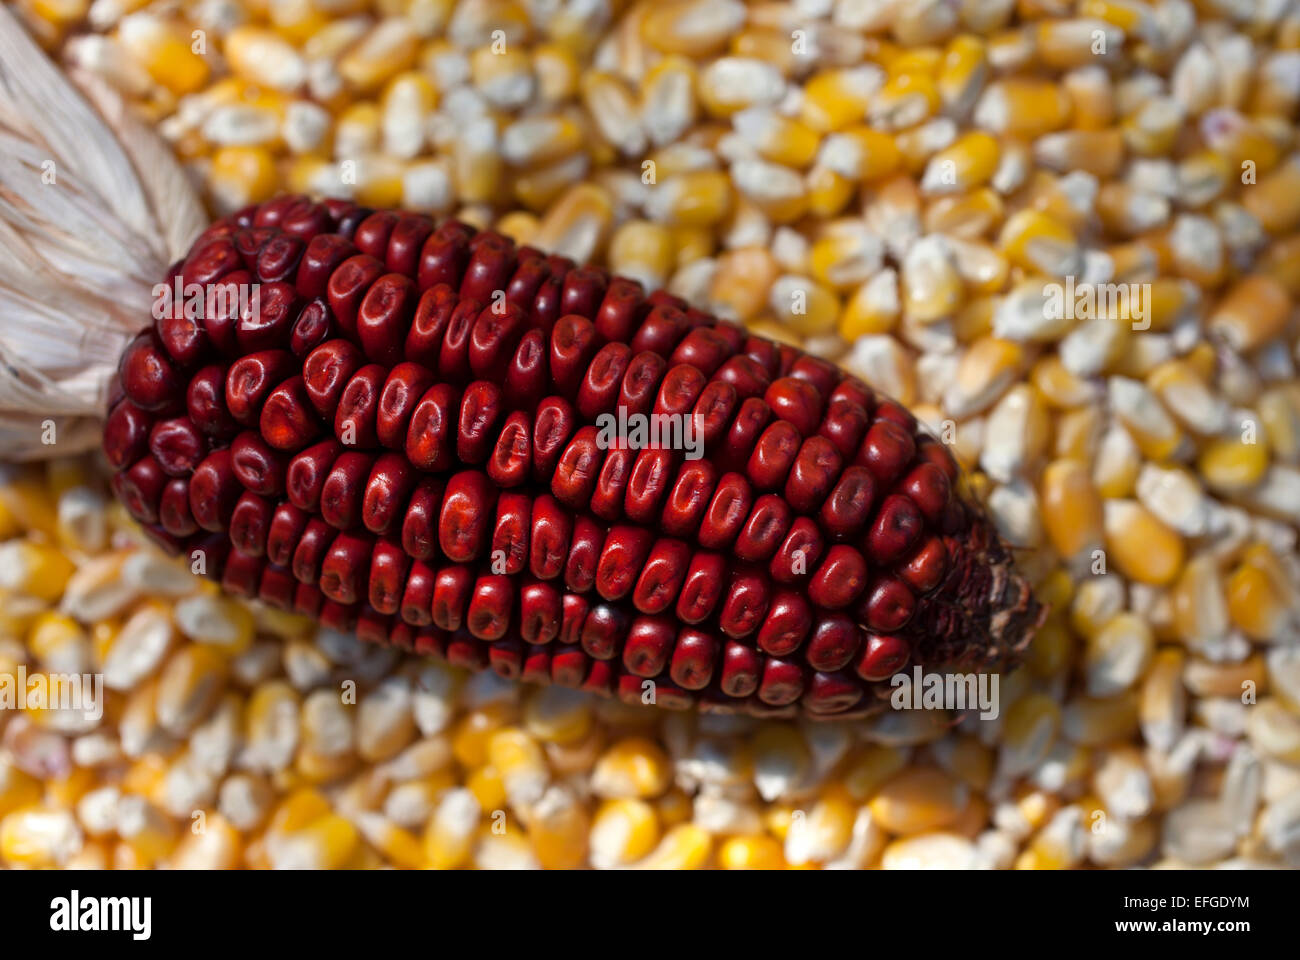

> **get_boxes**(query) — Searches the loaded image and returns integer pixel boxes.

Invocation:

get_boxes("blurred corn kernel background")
[1,0,1299,870]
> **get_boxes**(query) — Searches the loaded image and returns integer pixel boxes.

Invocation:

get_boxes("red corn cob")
[106,195,1044,719]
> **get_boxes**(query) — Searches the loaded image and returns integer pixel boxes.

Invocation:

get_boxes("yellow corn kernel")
[1247,699,1300,765]
[1168,551,1228,646]
[529,41,579,103]
[607,220,675,291]
[651,787,688,829]
[805,165,855,218]
[901,236,963,322]
[869,768,968,835]
[732,109,820,168]
[530,788,590,870]
[870,71,940,129]
[635,823,712,869]
[1028,615,1074,679]
[729,26,800,74]
[785,784,856,865]
[0,541,73,603]
[975,79,1072,137]
[0,761,41,820]
[843,745,909,801]
[1000,693,1062,776]
[949,238,1008,295]
[1036,565,1075,612]
[172,593,254,654]
[806,221,881,292]
[1064,64,1114,130]
[881,832,978,869]
[338,18,417,94]
[800,68,882,133]
[998,208,1078,275]
[1064,692,1140,746]
[1259,235,1300,298]
[500,113,582,169]
[208,146,278,211]
[0,467,58,538]
[943,336,1025,418]
[169,814,241,870]
[1031,355,1096,408]
[422,788,480,869]
[270,812,358,869]
[987,26,1035,71]
[643,0,741,56]
[937,34,987,113]
[1209,274,1292,353]
[1258,385,1300,463]
[1103,500,1185,586]
[839,272,900,339]
[120,753,168,801]
[521,687,593,745]
[1035,129,1125,178]
[1226,547,1293,640]
[1140,646,1186,747]
[1144,362,1222,438]
[672,225,714,265]
[647,171,731,228]
[1085,613,1155,697]
[25,611,85,670]
[0,807,81,867]
[1184,654,1267,701]
[511,155,587,212]
[494,210,540,247]
[711,248,779,322]
[762,803,798,841]
[532,183,615,264]
[935,736,994,792]
[1241,157,1300,234]
[822,127,901,183]
[921,131,999,193]
[352,155,406,209]
[466,766,506,812]
[731,158,807,222]
[1109,377,1186,462]
[486,727,548,805]
[581,71,645,154]
[589,798,660,868]
[769,275,840,337]
[452,704,515,768]
[117,13,210,96]
[452,121,503,207]
[285,156,331,195]
[880,46,941,77]
[950,296,995,342]
[923,187,1004,238]
[591,737,671,799]
[1040,459,1104,562]
[155,645,226,736]
[223,26,305,93]
[1121,96,1183,157]
[718,834,786,870]
[355,814,423,869]
[1198,435,1270,493]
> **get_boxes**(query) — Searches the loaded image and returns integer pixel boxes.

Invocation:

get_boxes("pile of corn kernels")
[1,0,1299,869]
